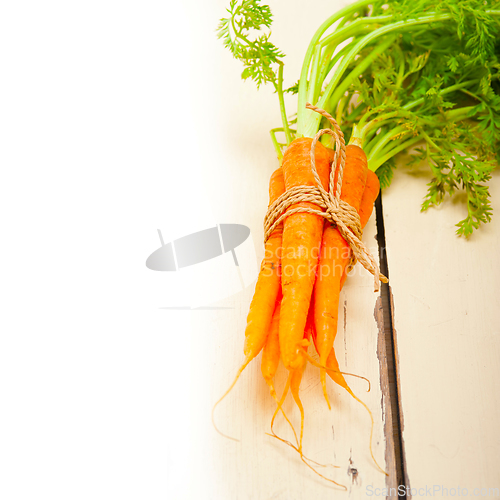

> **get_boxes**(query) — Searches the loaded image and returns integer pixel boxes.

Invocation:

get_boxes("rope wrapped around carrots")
[264,104,387,294]
[213,104,387,485]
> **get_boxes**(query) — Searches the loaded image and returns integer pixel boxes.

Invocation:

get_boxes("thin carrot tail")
[270,356,346,488]
[290,366,306,453]
[319,367,331,410]
[322,351,387,477]
[211,356,252,442]
[298,348,386,474]
[301,349,371,392]
[268,378,299,449]
[264,378,277,401]
[299,454,347,490]
[269,385,347,490]
[267,432,346,490]
[351,393,387,476]
[270,371,299,447]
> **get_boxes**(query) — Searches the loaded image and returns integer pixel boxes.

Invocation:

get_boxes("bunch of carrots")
[255,135,382,462]
[214,125,385,483]
[215,0,500,485]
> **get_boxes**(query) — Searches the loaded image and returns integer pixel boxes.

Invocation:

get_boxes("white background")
[5,1,499,499]
[0,1,351,498]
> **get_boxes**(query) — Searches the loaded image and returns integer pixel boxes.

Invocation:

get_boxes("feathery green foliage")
[219,0,500,235]
[217,0,283,89]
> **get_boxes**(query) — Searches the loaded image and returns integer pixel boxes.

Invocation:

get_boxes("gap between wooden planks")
[203,200,392,499]
[378,161,500,497]
[374,193,409,499]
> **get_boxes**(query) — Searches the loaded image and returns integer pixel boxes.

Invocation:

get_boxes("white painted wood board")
[382,159,500,494]
[188,205,389,500]
[2,1,389,499]
[7,0,500,499]
[180,1,394,498]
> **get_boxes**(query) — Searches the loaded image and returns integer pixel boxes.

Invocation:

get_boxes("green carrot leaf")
[217,0,284,89]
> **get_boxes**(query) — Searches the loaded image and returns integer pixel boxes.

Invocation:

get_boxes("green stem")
[320,16,393,52]
[318,15,393,50]
[320,42,355,86]
[363,101,480,169]
[394,43,406,87]
[445,105,477,121]
[367,124,410,162]
[303,12,455,138]
[329,35,396,112]
[369,136,422,172]
[356,80,481,142]
[277,63,292,145]
[296,0,373,135]
[336,7,361,31]
[317,41,337,88]
[269,129,283,160]
[349,122,365,147]
[402,79,480,111]
[419,130,440,152]
[359,111,400,134]
[364,126,387,157]
[336,92,351,125]
[306,45,322,105]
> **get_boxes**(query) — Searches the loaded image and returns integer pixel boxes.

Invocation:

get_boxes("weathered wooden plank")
[0,1,399,499]
[194,212,390,500]
[177,1,396,497]
[381,158,500,494]
[173,2,403,498]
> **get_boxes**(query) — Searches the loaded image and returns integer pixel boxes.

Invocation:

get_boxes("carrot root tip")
[320,369,332,410]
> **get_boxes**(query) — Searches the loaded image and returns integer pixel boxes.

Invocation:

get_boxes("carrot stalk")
[289,320,312,454]
[340,169,380,288]
[244,168,285,361]
[300,348,371,393]
[261,294,301,448]
[270,371,293,437]
[261,293,282,400]
[279,138,331,371]
[314,145,368,408]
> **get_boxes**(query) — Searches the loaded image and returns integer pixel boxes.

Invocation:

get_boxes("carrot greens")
[218,0,500,235]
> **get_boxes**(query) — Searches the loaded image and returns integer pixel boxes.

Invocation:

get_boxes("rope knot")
[263,103,388,292]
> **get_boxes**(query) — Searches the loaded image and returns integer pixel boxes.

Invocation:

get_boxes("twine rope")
[263,103,388,292]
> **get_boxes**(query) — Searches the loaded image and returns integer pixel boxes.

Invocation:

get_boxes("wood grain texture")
[188,2,396,497]
[381,158,500,494]
[375,293,402,494]
[198,212,390,499]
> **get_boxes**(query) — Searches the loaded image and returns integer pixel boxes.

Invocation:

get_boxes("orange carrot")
[262,291,303,449]
[339,169,380,289]
[271,311,311,454]
[290,306,314,454]
[243,167,285,361]
[358,169,380,228]
[279,138,331,371]
[305,304,385,476]
[280,304,349,490]
[322,168,380,389]
[261,292,282,400]
[312,166,386,476]
[212,167,285,437]
[314,145,368,407]
[309,168,380,364]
